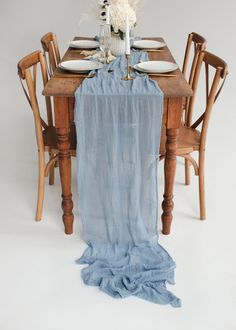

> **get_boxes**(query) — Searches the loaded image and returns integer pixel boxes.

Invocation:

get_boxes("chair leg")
[35,151,45,221]
[198,151,206,220]
[185,158,190,185]
[49,151,55,186]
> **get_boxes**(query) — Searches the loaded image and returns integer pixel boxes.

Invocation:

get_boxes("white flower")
[110,3,136,33]
[110,0,128,4]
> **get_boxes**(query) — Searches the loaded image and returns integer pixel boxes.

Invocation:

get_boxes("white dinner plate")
[133,40,166,49]
[59,60,103,73]
[69,40,99,49]
[134,61,178,73]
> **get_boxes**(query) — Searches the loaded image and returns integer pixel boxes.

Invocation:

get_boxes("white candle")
[125,15,130,55]
[106,5,110,25]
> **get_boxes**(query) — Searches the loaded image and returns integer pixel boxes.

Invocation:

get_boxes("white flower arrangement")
[79,0,143,40]
[99,0,141,40]
[110,3,136,33]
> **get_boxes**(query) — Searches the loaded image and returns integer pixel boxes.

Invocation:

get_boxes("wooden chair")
[41,32,61,77]
[182,33,207,85]
[160,50,228,220]
[182,32,207,124]
[182,33,207,186]
[17,51,76,221]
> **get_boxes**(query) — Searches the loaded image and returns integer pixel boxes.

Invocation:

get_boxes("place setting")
[56,56,178,79]
[56,60,104,78]
[57,32,178,80]
[56,1,178,81]
[132,60,179,77]
[132,39,167,52]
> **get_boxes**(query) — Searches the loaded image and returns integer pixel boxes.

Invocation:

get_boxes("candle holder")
[122,54,134,81]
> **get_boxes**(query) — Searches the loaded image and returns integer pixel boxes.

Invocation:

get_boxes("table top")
[43,37,193,98]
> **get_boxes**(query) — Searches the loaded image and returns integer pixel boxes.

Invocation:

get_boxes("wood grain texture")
[161,98,182,235]
[54,97,74,234]
[41,32,61,76]
[182,32,207,126]
[43,37,193,99]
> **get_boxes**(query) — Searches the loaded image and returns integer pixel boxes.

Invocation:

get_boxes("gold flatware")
[131,65,177,78]
[144,49,166,52]
[148,73,176,77]
[54,73,96,79]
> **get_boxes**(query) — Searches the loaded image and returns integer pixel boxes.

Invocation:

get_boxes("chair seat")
[43,124,77,150]
[160,125,201,155]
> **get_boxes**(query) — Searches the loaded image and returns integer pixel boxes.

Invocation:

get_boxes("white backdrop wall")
[0,0,236,144]
[0,0,235,126]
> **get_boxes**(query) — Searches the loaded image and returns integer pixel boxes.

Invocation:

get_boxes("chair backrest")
[188,50,228,150]
[182,32,207,86]
[182,32,207,125]
[17,51,53,152]
[41,32,61,77]
[182,33,207,124]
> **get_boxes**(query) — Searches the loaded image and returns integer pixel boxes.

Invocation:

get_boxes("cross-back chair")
[182,32,207,125]
[182,33,207,186]
[17,50,76,221]
[160,50,228,220]
[183,33,207,90]
[41,32,61,77]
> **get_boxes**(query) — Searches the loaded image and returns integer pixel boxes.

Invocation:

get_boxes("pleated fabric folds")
[74,51,181,307]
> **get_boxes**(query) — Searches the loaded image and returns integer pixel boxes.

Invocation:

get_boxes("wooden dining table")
[43,36,193,235]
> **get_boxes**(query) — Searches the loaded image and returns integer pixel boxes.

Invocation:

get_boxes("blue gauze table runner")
[74,51,181,307]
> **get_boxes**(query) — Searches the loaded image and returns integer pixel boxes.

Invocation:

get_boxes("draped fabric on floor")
[74,51,181,307]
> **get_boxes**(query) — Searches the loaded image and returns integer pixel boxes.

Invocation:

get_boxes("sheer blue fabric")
[74,51,181,307]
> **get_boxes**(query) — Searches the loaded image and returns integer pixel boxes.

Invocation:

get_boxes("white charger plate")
[133,40,166,49]
[59,60,103,73]
[69,40,99,49]
[134,61,178,74]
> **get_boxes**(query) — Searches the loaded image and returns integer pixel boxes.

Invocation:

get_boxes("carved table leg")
[54,97,74,234]
[161,97,182,235]
[161,128,178,235]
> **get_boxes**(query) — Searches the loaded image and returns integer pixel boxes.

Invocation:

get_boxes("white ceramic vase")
[110,34,126,56]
